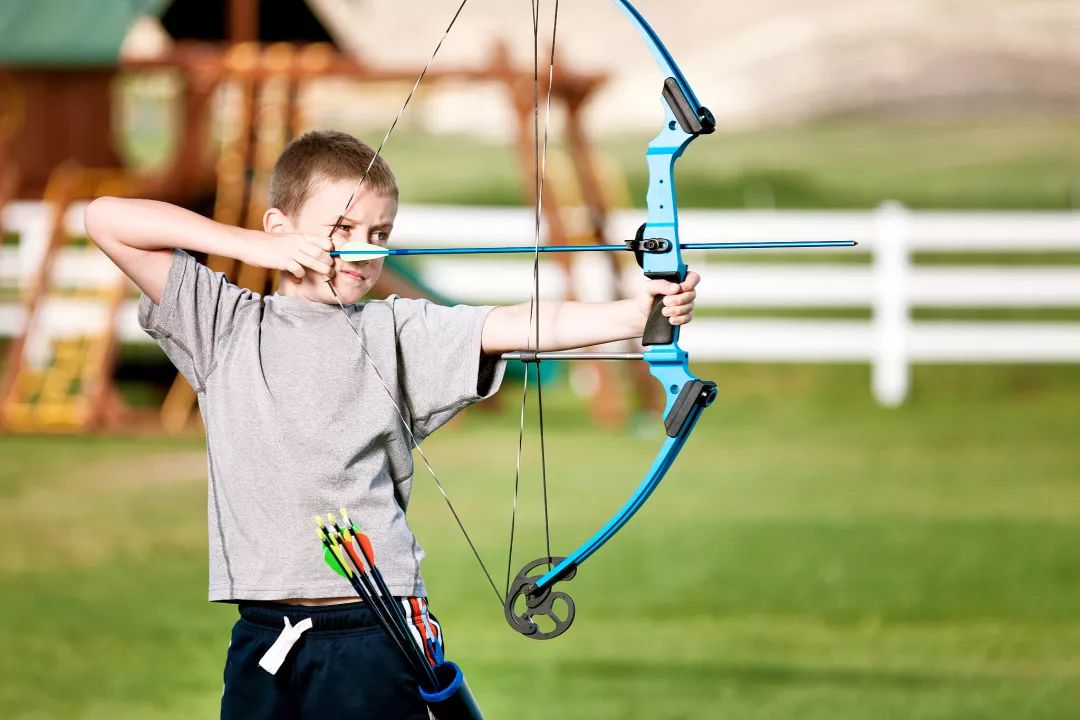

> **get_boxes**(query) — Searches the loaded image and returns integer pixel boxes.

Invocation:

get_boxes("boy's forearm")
[542,299,645,349]
[85,197,260,303]
[483,299,645,354]
[85,197,256,258]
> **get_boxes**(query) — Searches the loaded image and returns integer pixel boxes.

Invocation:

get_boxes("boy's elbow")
[84,196,119,245]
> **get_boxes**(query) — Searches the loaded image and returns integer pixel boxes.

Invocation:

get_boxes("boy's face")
[284,176,398,305]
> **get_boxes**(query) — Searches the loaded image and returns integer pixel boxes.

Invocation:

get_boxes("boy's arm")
[481,272,699,354]
[84,197,333,303]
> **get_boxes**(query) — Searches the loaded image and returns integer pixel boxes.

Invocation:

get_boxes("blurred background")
[1,0,1079,718]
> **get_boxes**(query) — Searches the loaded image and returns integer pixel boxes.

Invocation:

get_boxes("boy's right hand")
[244,233,336,282]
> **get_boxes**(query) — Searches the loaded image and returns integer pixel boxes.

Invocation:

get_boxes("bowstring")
[325,0,506,606]
[332,307,503,605]
[540,0,560,574]
[327,0,470,236]
[506,0,559,594]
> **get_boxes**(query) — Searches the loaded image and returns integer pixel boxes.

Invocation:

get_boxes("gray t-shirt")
[139,250,504,601]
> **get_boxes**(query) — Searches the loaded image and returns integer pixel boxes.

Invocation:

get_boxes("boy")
[84,129,699,718]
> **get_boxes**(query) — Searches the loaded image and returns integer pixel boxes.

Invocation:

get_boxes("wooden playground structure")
[0,28,649,434]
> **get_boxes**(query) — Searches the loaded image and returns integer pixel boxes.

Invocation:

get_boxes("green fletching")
[323,545,348,578]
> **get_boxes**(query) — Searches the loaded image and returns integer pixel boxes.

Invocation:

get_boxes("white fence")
[3,201,1079,406]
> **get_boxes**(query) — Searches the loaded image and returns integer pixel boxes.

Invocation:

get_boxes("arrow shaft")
[331,239,855,258]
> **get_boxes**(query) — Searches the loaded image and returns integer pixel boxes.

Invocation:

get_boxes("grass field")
[380,116,1080,210]
[121,115,1080,211]
[2,363,1079,719]
[7,110,1080,718]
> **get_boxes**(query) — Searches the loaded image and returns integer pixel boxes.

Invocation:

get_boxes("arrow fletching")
[356,531,376,567]
[335,241,390,258]
[340,508,376,565]
[317,516,352,579]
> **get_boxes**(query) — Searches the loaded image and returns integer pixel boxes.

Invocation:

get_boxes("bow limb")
[535,370,714,587]
[504,358,715,640]
[611,0,714,134]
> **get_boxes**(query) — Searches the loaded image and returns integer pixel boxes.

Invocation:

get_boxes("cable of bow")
[506,0,560,601]
[322,0,507,607]
[322,0,563,612]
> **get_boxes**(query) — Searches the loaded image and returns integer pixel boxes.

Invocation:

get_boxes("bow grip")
[642,270,684,346]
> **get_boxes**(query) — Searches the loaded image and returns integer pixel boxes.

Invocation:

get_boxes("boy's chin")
[321,279,368,305]
[278,275,367,305]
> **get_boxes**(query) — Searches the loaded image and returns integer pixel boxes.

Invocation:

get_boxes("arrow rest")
[504,557,578,640]
[628,224,673,269]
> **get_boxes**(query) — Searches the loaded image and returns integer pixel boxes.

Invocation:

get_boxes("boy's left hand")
[638,270,700,329]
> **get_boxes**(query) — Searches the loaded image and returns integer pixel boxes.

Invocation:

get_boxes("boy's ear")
[263,207,289,233]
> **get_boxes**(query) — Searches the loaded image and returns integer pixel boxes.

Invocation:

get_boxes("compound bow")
[326,0,850,641]
[501,0,719,639]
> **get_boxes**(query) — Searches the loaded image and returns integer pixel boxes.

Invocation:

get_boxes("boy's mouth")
[338,267,366,283]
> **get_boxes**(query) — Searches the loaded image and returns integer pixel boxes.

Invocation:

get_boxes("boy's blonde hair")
[269,130,398,215]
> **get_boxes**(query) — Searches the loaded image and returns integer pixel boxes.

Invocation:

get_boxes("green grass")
[2,364,1079,718]
[378,116,1080,210]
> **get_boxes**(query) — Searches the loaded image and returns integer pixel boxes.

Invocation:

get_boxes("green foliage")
[1,365,1079,718]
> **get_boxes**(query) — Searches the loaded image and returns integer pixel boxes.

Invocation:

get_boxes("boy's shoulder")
[372,295,482,318]
[365,296,492,345]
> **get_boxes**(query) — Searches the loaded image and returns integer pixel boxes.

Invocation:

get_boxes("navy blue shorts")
[221,601,436,720]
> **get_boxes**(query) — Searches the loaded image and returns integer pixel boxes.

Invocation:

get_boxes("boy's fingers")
[663,300,694,316]
[663,288,697,308]
[644,278,681,297]
[297,248,334,277]
[286,261,306,280]
[653,288,696,311]
[645,272,700,298]
[662,303,694,320]
[658,285,696,326]
[671,311,693,325]
[306,234,335,253]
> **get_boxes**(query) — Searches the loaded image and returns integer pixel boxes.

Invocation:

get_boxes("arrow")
[318,514,439,690]
[340,511,405,623]
[331,239,856,258]
[317,516,437,688]
[330,512,403,631]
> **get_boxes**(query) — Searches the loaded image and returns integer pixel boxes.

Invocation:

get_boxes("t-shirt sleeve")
[138,249,259,392]
[391,297,506,439]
